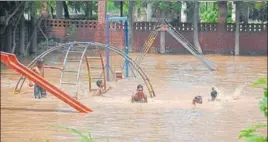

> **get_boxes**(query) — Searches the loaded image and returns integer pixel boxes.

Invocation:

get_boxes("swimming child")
[211,87,218,101]
[29,58,63,99]
[92,80,112,96]
[192,95,203,106]
[131,84,148,103]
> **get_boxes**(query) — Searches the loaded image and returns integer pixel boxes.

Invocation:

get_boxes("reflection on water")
[1,53,267,142]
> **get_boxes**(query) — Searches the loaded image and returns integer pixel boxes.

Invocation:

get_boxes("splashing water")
[232,82,247,99]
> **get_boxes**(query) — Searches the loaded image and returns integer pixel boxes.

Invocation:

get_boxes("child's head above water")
[36,58,44,68]
[137,84,143,92]
[96,80,103,88]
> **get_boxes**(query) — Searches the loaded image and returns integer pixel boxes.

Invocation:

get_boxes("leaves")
[251,78,267,87]
[55,125,93,142]
[239,124,267,142]
[259,93,267,117]
[200,2,218,23]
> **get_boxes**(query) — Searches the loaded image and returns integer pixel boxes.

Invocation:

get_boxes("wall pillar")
[95,0,106,43]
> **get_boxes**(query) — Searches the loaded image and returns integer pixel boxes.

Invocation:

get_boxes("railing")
[226,23,267,32]
[41,19,267,32]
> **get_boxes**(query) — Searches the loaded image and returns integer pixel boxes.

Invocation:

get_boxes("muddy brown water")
[1,53,267,142]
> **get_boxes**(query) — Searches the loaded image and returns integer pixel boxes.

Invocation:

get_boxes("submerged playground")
[1,1,267,142]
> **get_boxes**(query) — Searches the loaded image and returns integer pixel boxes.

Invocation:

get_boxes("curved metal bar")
[75,43,89,99]
[13,43,71,94]
[97,47,107,90]
[84,55,91,92]
[84,42,156,97]
[14,41,156,97]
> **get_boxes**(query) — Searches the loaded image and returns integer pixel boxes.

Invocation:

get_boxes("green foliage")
[252,78,267,87]
[152,1,181,13]
[106,0,143,16]
[239,124,267,142]
[200,2,218,23]
[252,78,268,117]
[255,2,267,10]
[226,2,234,23]
[68,1,98,18]
[238,78,267,142]
[55,125,93,142]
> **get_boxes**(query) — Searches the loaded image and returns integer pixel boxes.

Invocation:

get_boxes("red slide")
[1,52,92,113]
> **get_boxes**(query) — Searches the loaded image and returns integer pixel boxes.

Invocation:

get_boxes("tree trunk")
[181,1,187,22]
[234,2,240,55]
[146,2,152,21]
[218,1,227,54]
[19,16,25,55]
[187,2,194,23]
[193,1,202,53]
[50,7,54,19]
[86,1,93,19]
[241,3,249,23]
[6,26,12,52]
[30,5,37,54]
[160,11,165,54]
[56,1,63,18]
[11,10,23,54]
[120,1,123,17]
[128,1,134,52]
[62,1,69,19]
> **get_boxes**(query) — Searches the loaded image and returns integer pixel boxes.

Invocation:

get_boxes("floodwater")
[1,53,267,142]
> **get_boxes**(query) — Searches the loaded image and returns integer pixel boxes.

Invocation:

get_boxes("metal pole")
[105,14,110,81]
[124,20,129,78]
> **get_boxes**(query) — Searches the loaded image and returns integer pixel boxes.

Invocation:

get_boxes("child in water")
[131,84,148,103]
[192,95,203,106]
[29,58,63,99]
[211,87,218,101]
[92,80,112,96]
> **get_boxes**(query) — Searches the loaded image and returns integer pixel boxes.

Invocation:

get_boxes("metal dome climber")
[13,41,156,98]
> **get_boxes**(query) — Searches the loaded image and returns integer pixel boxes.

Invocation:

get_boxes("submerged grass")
[46,125,94,142]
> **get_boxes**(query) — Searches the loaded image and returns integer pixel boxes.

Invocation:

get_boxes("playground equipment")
[13,41,156,98]
[134,19,217,71]
[135,21,161,65]
[59,42,89,99]
[106,15,136,80]
[84,46,106,91]
[161,20,217,71]
[1,51,92,113]
[13,43,71,94]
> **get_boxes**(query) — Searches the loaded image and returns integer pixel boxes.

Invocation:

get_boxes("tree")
[128,0,134,52]
[0,2,25,53]
[152,1,181,20]
[193,2,202,53]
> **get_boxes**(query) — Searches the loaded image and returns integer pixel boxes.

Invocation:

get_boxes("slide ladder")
[85,47,106,91]
[59,42,89,99]
[1,51,92,113]
[163,20,217,71]
[135,21,161,65]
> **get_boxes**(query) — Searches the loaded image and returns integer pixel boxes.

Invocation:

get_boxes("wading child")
[29,58,63,99]
[192,95,203,106]
[131,84,148,103]
[210,87,218,101]
[92,80,112,96]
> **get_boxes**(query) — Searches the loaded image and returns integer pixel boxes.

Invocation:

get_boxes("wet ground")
[1,53,267,142]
